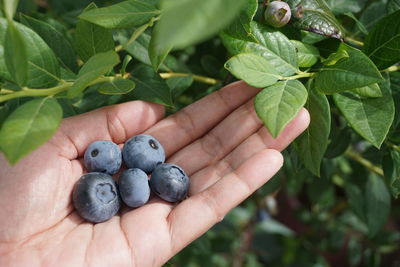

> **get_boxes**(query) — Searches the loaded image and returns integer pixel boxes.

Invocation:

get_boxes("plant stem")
[159,72,220,85]
[87,76,116,86]
[384,65,400,72]
[0,82,73,103]
[115,16,160,52]
[345,150,384,176]
[282,72,315,80]
[386,141,400,152]
[0,76,124,103]
[0,89,15,94]
[344,36,364,47]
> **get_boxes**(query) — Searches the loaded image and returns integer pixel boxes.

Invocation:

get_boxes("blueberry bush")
[0,0,400,265]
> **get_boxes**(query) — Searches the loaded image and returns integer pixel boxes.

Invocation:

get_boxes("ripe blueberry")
[150,163,189,202]
[84,141,122,175]
[122,134,165,174]
[73,172,121,223]
[264,1,291,28]
[119,168,150,208]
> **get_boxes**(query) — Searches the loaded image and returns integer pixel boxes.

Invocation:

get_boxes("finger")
[119,199,175,266]
[168,99,262,175]
[53,101,165,159]
[166,149,283,255]
[188,108,309,195]
[146,81,260,157]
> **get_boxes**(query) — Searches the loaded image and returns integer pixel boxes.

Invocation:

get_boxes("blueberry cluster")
[72,134,190,223]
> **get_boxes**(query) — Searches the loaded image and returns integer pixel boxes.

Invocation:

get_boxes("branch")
[115,16,160,52]
[0,76,123,103]
[384,65,400,72]
[0,82,72,103]
[345,150,384,176]
[159,72,220,85]
[344,36,364,47]
[281,72,314,81]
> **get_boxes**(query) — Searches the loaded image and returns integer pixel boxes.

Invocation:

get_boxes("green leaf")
[388,72,400,142]
[333,77,394,148]
[363,10,400,69]
[17,0,37,14]
[123,31,152,66]
[387,0,400,14]
[223,0,258,41]
[152,0,246,51]
[350,83,382,98]
[286,0,345,39]
[325,126,352,158]
[221,21,299,76]
[326,0,367,14]
[295,81,331,176]
[97,79,135,95]
[315,43,383,94]
[120,30,169,71]
[3,0,19,20]
[79,0,160,29]
[73,3,115,62]
[344,12,368,35]
[307,177,335,207]
[120,29,178,72]
[149,27,172,71]
[4,22,28,87]
[120,55,133,76]
[255,80,308,138]
[302,31,328,44]
[0,104,11,126]
[382,149,400,198]
[0,98,62,164]
[224,53,281,88]
[359,0,387,33]
[291,40,320,68]
[0,19,61,88]
[20,14,78,73]
[365,175,391,237]
[345,183,366,221]
[68,50,120,98]
[57,98,77,118]
[129,64,173,106]
[167,75,194,98]
[322,46,349,66]
[73,89,116,113]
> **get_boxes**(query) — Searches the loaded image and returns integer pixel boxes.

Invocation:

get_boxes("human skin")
[0,81,309,267]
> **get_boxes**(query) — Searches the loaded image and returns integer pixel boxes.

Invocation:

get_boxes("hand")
[0,81,309,266]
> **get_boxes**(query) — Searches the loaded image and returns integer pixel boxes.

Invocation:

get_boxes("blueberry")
[264,1,291,28]
[119,168,150,208]
[84,141,122,175]
[73,172,121,223]
[122,134,165,174]
[150,163,189,202]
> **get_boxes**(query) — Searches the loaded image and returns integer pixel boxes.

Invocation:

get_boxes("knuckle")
[105,106,127,143]
[173,108,197,140]
[201,131,224,160]
[199,190,225,223]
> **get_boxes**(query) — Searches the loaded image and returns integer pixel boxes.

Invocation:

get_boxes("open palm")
[0,82,309,267]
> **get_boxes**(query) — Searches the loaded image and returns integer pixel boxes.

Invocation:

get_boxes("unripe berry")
[264,1,291,28]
